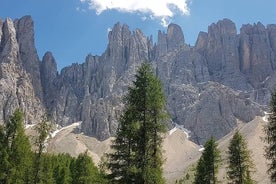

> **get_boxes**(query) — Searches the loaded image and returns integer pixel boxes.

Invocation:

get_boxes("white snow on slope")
[199,146,205,152]
[262,111,271,123]
[43,122,82,152]
[169,127,177,135]
[169,124,191,138]
[24,124,36,129]
[50,121,82,139]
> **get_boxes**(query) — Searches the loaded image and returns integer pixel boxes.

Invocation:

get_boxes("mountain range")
[0,15,275,144]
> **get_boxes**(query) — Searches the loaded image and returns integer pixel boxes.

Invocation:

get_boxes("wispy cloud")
[80,0,191,27]
[76,6,87,12]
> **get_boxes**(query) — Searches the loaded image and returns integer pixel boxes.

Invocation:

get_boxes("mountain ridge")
[0,15,275,144]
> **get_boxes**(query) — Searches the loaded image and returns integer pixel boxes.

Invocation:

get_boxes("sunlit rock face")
[0,16,44,125]
[2,16,276,144]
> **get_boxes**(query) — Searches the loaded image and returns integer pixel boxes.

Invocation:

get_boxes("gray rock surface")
[1,16,276,144]
[0,17,44,125]
[14,16,43,99]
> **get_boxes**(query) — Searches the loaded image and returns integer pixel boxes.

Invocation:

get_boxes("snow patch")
[43,122,82,152]
[50,121,82,139]
[261,76,270,84]
[169,127,177,135]
[24,124,36,129]
[262,111,271,123]
[199,147,205,152]
[169,124,191,138]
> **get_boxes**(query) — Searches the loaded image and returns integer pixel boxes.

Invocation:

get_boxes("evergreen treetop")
[227,131,255,184]
[108,62,168,184]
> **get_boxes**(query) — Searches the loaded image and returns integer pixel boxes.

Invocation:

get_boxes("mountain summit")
[1,16,275,144]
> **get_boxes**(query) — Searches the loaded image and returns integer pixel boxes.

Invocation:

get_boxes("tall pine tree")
[227,131,255,184]
[108,109,140,183]
[72,150,101,184]
[194,137,221,184]
[264,87,276,182]
[33,115,52,184]
[52,153,73,184]
[108,62,168,184]
[0,109,33,184]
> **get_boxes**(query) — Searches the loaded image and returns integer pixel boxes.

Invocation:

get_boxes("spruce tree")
[0,109,33,184]
[52,153,73,184]
[264,87,276,182]
[227,131,255,184]
[108,62,168,184]
[108,109,140,183]
[194,137,220,184]
[33,115,52,184]
[72,150,101,184]
[37,154,55,184]
[194,157,206,184]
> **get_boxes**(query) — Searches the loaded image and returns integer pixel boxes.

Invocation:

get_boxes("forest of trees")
[0,109,106,184]
[2,63,276,184]
[0,62,168,184]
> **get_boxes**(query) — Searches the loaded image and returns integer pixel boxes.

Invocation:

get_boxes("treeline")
[0,62,168,184]
[0,110,106,184]
[176,87,276,184]
[3,62,276,184]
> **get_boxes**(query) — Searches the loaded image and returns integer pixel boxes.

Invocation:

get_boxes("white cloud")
[161,17,171,27]
[80,0,190,27]
[107,27,112,32]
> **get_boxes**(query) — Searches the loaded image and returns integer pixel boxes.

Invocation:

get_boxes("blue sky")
[1,0,276,70]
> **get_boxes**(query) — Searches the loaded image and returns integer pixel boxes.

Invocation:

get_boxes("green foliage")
[186,173,190,180]
[52,153,73,184]
[37,154,55,184]
[227,131,255,184]
[0,109,105,184]
[194,137,221,184]
[71,150,102,184]
[264,87,276,183]
[98,154,109,183]
[33,114,52,184]
[108,62,168,184]
[0,109,33,184]
[108,109,140,183]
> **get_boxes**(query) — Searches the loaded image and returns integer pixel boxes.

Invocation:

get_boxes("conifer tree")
[72,150,101,184]
[108,109,139,183]
[108,62,168,184]
[194,137,220,184]
[264,87,276,182]
[0,124,9,183]
[37,154,55,184]
[0,109,33,184]
[193,157,206,184]
[34,115,52,184]
[227,131,255,184]
[52,153,73,184]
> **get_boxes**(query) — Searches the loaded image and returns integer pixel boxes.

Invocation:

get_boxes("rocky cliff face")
[0,16,44,125]
[1,16,275,144]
